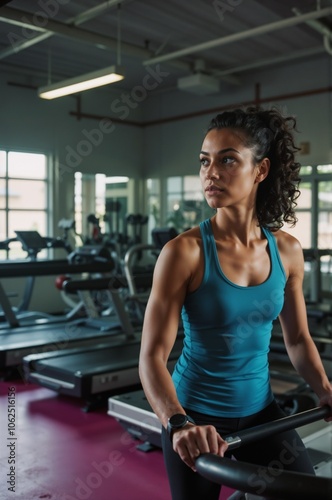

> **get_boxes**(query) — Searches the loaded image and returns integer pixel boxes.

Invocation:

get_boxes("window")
[283,164,332,302]
[318,180,332,249]
[317,173,332,298]
[283,165,332,249]
[0,150,48,259]
[74,172,105,239]
[165,175,214,233]
[317,165,332,254]
[74,173,131,247]
[105,176,129,240]
[74,172,83,236]
[146,178,160,241]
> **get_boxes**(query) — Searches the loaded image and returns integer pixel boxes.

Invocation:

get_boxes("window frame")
[0,148,50,260]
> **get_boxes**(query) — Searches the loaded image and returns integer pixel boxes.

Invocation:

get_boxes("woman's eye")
[221,156,234,164]
[200,156,235,167]
[200,158,209,166]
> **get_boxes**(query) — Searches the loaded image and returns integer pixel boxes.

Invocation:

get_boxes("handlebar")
[195,406,332,500]
[196,453,332,500]
[224,405,331,451]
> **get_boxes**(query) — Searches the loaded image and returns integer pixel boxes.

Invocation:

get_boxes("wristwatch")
[167,413,195,442]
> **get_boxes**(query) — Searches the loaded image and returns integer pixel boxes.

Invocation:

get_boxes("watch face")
[169,414,187,428]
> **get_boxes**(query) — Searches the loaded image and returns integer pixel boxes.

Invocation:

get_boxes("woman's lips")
[205,185,223,192]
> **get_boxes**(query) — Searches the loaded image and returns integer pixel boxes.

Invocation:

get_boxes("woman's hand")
[172,423,228,471]
[319,389,332,422]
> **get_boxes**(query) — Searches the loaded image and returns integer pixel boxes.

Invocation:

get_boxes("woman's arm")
[139,235,190,427]
[278,235,332,420]
[139,232,228,469]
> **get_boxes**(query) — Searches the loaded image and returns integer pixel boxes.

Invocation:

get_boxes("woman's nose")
[206,161,219,179]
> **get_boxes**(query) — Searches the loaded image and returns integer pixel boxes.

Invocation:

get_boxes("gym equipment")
[303,248,332,304]
[0,244,122,374]
[106,366,324,451]
[108,388,164,448]
[0,300,120,375]
[126,214,148,242]
[105,199,122,237]
[122,243,156,322]
[0,232,51,325]
[151,226,178,249]
[23,331,184,411]
[21,244,164,409]
[269,317,332,381]
[195,405,332,500]
[0,229,76,327]
[0,245,114,329]
[61,275,138,333]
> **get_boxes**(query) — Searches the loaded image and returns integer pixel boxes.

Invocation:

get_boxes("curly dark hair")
[206,106,301,230]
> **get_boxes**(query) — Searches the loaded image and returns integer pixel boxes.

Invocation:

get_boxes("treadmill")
[23,332,183,411]
[22,239,181,410]
[0,271,146,373]
[0,236,133,374]
[107,389,332,485]
[108,388,162,449]
[106,368,319,452]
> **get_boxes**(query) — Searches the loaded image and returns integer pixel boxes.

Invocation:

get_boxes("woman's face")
[199,127,261,210]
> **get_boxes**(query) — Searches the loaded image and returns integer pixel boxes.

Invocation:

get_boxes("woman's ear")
[255,158,270,183]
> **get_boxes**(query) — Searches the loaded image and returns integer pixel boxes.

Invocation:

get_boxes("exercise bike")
[195,405,332,500]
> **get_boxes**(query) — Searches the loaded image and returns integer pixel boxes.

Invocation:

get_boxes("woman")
[138,106,332,500]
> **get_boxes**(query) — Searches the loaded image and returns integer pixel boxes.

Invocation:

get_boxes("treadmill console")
[15,230,47,255]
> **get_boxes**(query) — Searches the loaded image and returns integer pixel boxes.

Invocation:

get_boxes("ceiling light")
[38,65,125,100]
[106,176,129,183]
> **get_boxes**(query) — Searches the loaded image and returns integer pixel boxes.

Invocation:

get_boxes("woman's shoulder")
[271,228,304,276]
[163,225,202,254]
[272,228,303,253]
[153,225,203,286]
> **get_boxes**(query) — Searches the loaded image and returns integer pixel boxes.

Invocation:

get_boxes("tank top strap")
[199,219,221,284]
[261,226,287,281]
[199,218,213,245]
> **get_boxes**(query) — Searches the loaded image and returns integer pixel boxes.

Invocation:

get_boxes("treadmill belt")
[23,334,184,401]
[31,341,142,381]
[0,320,131,369]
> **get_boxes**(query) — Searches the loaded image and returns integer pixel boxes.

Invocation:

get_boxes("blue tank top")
[172,218,287,417]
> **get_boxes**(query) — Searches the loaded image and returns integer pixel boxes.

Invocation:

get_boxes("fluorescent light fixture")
[106,176,129,183]
[38,65,125,99]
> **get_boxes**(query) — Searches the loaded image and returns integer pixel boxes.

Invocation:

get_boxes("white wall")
[142,53,332,177]
[0,73,145,176]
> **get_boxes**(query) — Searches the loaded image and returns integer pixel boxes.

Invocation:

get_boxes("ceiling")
[0,0,331,95]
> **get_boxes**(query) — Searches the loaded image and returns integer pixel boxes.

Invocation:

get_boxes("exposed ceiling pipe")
[0,13,46,30]
[68,85,332,127]
[143,6,332,66]
[72,0,131,26]
[0,1,130,60]
[0,32,51,59]
[0,6,156,59]
[292,7,332,37]
[213,46,325,77]
[292,7,332,57]
[0,5,239,85]
[0,5,201,76]
[323,35,332,56]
